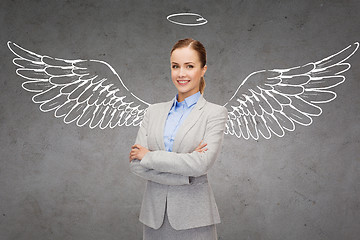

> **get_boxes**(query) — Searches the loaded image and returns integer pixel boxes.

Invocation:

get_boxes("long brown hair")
[170,38,207,94]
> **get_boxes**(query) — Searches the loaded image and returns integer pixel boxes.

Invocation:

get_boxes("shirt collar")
[173,91,201,109]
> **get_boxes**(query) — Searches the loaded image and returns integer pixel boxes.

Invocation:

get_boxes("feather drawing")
[224,42,359,139]
[7,41,150,129]
[7,41,358,139]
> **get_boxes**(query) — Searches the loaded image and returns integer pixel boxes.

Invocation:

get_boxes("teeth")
[178,80,189,83]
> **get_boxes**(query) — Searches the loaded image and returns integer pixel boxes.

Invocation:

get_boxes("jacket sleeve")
[129,105,190,186]
[130,160,190,185]
[140,106,228,177]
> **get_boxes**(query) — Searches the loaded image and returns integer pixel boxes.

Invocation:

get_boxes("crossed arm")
[130,141,207,163]
[129,141,207,185]
[129,105,227,185]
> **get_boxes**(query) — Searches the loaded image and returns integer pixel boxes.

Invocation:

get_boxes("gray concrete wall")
[1,0,359,239]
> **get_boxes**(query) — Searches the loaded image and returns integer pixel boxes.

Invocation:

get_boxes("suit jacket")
[129,94,228,230]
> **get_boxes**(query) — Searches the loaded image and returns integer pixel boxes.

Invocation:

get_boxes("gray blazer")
[129,95,228,230]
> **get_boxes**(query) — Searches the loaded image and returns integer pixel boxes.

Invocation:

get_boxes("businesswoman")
[129,38,228,239]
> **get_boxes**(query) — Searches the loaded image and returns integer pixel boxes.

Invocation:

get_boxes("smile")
[177,80,190,85]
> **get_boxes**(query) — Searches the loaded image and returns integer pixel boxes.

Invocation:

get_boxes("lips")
[177,80,190,86]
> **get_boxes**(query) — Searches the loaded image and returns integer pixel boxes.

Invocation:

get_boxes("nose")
[179,67,186,77]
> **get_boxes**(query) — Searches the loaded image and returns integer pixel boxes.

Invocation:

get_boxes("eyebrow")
[171,62,195,64]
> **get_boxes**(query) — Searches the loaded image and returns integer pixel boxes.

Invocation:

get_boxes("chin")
[177,88,192,94]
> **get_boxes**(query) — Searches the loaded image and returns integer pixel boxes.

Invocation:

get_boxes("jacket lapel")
[172,95,207,152]
[155,99,174,150]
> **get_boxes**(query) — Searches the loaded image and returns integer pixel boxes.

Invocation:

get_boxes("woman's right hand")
[194,140,208,153]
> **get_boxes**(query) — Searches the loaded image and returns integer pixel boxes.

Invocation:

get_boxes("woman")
[129,38,228,239]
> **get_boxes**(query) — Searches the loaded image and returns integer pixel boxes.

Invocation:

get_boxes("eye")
[186,65,194,69]
[172,65,179,69]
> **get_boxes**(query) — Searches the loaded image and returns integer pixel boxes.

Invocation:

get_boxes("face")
[170,47,207,101]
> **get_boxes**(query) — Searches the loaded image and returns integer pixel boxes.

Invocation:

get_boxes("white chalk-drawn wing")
[224,42,359,140]
[7,41,150,129]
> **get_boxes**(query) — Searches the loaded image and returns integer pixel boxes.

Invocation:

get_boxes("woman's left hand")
[129,144,150,162]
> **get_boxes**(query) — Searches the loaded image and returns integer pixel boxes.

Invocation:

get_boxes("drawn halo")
[167,12,208,26]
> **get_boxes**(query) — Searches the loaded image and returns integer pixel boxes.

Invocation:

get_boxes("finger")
[200,143,207,148]
[131,151,138,156]
[132,148,140,154]
[195,145,206,151]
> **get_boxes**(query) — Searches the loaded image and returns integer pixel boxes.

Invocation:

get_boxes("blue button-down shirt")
[163,91,201,152]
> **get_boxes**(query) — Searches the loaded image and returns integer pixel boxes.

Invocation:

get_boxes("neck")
[177,94,185,102]
[177,90,200,102]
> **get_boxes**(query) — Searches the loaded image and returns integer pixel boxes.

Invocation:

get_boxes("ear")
[201,65,208,77]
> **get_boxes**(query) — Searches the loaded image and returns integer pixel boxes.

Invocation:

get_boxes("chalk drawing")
[167,13,208,26]
[7,41,359,139]
[7,41,150,129]
[223,42,359,139]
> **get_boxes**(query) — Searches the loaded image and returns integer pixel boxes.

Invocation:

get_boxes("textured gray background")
[1,0,359,239]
